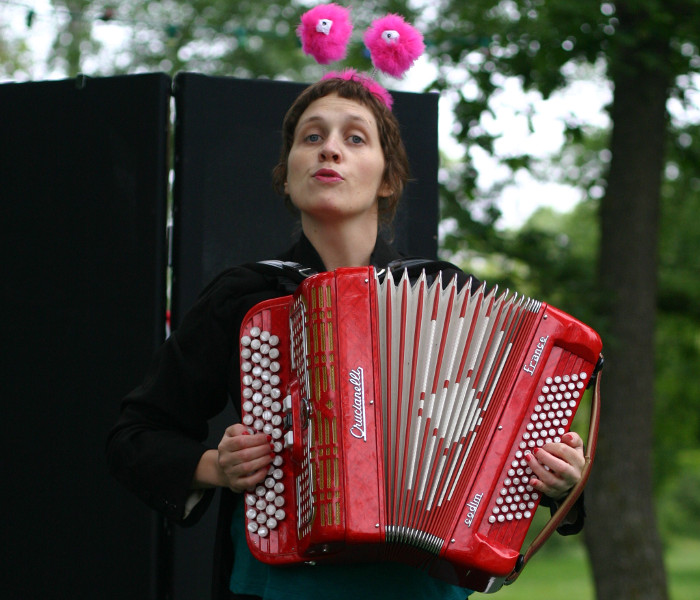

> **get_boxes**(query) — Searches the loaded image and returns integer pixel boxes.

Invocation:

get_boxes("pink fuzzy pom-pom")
[322,69,394,109]
[364,14,425,78]
[297,4,353,65]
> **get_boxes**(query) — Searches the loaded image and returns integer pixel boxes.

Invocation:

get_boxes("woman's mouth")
[313,169,344,183]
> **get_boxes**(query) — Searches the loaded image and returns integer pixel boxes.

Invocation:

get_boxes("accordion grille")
[297,282,343,537]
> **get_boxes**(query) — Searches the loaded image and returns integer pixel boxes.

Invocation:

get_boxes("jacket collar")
[280,232,403,273]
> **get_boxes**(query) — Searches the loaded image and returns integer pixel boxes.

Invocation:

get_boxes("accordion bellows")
[239,266,602,592]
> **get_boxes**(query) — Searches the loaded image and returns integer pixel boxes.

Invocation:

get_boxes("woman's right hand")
[216,424,274,493]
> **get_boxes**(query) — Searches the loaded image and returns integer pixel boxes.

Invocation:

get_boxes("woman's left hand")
[525,432,585,500]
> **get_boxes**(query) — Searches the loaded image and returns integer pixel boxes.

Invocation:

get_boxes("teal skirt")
[230,501,473,600]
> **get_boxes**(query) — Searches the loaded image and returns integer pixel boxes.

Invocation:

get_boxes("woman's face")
[285,94,391,227]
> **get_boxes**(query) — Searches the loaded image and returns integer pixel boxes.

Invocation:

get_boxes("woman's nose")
[319,135,341,162]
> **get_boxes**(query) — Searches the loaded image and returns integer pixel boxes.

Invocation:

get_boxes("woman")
[107,75,585,600]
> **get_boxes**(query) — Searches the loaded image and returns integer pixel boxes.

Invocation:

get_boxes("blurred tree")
[0,5,32,78]
[653,122,700,486]
[48,0,103,76]
[41,0,421,78]
[430,2,700,599]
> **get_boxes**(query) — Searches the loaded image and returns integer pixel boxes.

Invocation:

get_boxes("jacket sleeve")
[540,492,586,535]
[106,268,280,524]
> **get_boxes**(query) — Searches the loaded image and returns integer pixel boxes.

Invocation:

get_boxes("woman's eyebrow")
[298,114,372,128]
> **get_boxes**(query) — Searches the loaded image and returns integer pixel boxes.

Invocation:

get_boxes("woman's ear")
[377,180,393,199]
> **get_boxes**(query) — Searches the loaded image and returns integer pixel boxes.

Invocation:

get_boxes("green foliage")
[657,451,700,538]
[496,534,700,600]
[32,0,427,80]
[653,122,700,487]
[0,10,32,78]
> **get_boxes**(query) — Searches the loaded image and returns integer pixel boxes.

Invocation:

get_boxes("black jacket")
[106,234,580,600]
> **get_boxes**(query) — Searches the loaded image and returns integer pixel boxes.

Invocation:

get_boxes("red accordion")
[239,266,602,592]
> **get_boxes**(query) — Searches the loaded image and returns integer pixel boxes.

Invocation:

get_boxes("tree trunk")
[585,7,671,600]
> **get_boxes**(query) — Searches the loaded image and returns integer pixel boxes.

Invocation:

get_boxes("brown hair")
[272,77,410,228]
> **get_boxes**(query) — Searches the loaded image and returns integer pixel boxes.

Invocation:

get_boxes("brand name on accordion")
[523,335,550,376]
[349,367,367,441]
[464,493,484,527]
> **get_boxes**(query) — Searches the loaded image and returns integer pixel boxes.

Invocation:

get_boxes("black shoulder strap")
[380,256,462,278]
[244,257,477,293]
[242,260,317,293]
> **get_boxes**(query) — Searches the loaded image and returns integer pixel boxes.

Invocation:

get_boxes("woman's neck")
[301,215,378,271]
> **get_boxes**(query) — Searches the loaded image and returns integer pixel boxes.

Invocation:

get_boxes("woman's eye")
[349,134,364,144]
[306,133,321,143]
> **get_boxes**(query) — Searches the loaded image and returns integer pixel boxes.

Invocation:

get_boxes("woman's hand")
[526,432,585,500]
[216,424,275,493]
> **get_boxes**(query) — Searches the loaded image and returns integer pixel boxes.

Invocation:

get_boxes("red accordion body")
[239,267,602,592]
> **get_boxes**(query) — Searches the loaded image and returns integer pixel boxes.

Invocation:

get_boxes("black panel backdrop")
[0,74,170,599]
[0,72,439,600]
[168,73,440,600]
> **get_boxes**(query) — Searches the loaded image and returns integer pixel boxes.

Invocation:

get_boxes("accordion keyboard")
[240,326,288,539]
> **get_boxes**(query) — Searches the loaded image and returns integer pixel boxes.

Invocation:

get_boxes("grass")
[486,536,700,600]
